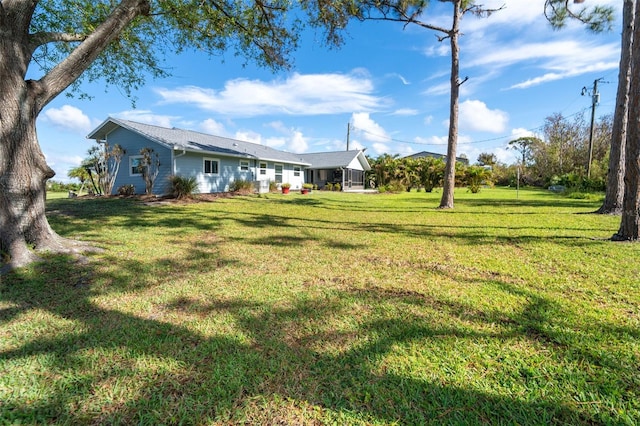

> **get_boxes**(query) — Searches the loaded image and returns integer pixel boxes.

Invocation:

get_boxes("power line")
[351,106,593,147]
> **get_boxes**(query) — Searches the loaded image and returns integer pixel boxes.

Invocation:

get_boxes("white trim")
[259,161,268,176]
[239,159,250,171]
[274,163,284,183]
[203,157,220,175]
[129,155,144,177]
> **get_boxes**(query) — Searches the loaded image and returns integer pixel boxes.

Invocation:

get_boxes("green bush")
[117,184,135,196]
[333,183,341,191]
[269,181,278,192]
[386,180,406,193]
[325,183,333,191]
[229,179,254,193]
[169,175,198,199]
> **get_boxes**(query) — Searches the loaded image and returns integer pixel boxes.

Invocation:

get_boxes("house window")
[240,160,250,171]
[293,166,301,177]
[204,158,219,175]
[129,155,143,176]
[275,164,283,183]
[259,162,267,175]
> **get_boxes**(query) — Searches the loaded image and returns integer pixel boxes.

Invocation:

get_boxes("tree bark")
[598,0,634,215]
[439,0,462,209]
[614,1,640,240]
[1,0,149,271]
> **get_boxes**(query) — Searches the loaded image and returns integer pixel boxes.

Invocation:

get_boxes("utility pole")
[582,78,603,179]
[346,122,350,151]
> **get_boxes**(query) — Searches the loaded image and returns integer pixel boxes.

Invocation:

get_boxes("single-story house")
[86,118,371,195]
[298,150,371,191]
[404,151,469,166]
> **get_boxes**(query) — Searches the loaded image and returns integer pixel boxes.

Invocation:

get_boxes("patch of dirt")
[75,191,250,205]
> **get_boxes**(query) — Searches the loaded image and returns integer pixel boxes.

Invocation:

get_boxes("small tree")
[464,165,492,193]
[418,157,446,192]
[509,137,539,167]
[67,166,90,193]
[83,143,125,195]
[139,147,160,195]
[477,153,497,167]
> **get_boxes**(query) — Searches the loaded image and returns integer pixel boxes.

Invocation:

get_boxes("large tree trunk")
[439,0,462,209]
[598,0,635,215]
[0,99,81,270]
[0,0,150,271]
[614,1,640,240]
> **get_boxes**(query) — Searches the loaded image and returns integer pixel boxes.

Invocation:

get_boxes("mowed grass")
[1,187,639,425]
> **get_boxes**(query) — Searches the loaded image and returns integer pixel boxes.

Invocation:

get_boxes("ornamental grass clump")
[169,175,198,199]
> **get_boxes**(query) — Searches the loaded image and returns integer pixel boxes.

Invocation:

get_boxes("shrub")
[229,179,254,193]
[117,184,135,196]
[269,181,278,192]
[325,183,333,191]
[333,183,341,191]
[386,180,406,193]
[169,175,198,199]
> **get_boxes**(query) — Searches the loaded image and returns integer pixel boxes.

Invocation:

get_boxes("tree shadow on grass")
[1,256,620,425]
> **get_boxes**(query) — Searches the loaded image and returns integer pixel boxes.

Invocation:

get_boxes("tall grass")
[2,188,638,425]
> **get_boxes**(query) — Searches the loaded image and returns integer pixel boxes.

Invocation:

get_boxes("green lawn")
[1,188,638,425]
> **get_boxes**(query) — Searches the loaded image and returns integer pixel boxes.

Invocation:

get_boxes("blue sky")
[36,0,621,182]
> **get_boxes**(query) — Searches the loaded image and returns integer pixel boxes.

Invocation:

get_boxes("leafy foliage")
[229,179,255,193]
[138,147,160,195]
[82,143,125,195]
[117,184,136,196]
[26,0,357,100]
[169,175,198,199]
[464,165,492,193]
[544,0,615,32]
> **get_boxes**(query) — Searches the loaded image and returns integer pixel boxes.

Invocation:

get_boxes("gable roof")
[298,150,371,171]
[87,117,311,166]
[404,151,469,165]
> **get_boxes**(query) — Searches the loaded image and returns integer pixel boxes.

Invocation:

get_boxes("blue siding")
[105,125,306,194]
[175,153,255,193]
[107,127,173,195]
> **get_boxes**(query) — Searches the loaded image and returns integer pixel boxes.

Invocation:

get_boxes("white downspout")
[173,145,186,175]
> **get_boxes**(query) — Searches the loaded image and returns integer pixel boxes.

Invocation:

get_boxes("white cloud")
[459,100,508,133]
[289,131,308,153]
[391,108,419,116]
[264,137,287,149]
[510,128,537,139]
[200,118,227,136]
[424,81,450,96]
[494,146,518,165]
[386,72,411,85]
[424,115,434,125]
[351,113,390,143]
[155,71,386,117]
[113,110,176,128]
[235,123,308,153]
[423,44,450,58]
[414,135,448,146]
[234,130,262,144]
[372,142,390,155]
[43,105,92,134]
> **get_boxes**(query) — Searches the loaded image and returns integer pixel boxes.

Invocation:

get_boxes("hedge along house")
[298,150,371,191]
[87,118,310,195]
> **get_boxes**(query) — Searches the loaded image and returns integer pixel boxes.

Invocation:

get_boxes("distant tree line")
[367,110,612,194]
